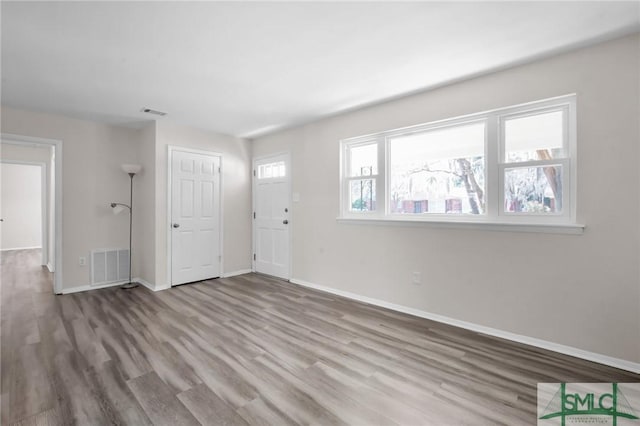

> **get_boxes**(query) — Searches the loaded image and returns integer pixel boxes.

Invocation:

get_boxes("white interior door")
[171,150,221,285]
[253,153,291,279]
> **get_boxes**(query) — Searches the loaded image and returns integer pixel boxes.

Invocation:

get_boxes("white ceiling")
[2,1,639,138]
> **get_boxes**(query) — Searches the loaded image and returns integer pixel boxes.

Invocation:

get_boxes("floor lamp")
[111,163,142,289]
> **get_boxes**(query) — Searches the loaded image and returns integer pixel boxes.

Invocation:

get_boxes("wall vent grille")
[91,248,129,286]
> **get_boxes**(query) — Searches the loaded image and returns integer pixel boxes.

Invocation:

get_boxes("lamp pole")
[122,172,138,289]
[111,164,142,289]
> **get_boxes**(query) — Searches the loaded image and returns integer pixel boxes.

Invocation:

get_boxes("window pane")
[349,179,376,212]
[504,165,563,213]
[258,161,285,179]
[504,110,566,162]
[389,123,486,215]
[349,144,377,177]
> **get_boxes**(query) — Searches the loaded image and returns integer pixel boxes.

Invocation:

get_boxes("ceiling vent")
[140,107,167,116]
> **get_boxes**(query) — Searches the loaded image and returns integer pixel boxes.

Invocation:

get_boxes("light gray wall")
[0,108,140,288]
[0,163,42,250]
[253,34,640,364]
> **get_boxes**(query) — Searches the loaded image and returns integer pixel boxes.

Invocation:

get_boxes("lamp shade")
[121,164,142,174]
[111,204,126,215]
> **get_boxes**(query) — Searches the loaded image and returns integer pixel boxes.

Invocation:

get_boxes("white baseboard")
[222,269,252,278]
[135,277,166,292]
[290,278,640,374]
[1,246,42,251]
[62,280,126,294]
[150,269,251,290]
[46,262,54,272]
[136,278,155,291]
[63,278,156,294]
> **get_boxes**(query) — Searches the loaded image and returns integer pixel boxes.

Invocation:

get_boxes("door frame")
[1,133,63,294]
[0,160,48,265]
[252,151,292,280]
[166,145,223,287]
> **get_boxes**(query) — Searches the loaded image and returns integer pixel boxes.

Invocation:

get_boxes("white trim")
[135,278,159,292]
[64,277,158,294]
[166,148,172,287]
[219,158,225,279]
[1,133,63,294]
[340,94,578,227]
[168,145,223,158]
[222,268,252,278]
[62,280,126,294]
[252,151,293,280]
[497,100,575,222]
[46,262,54,272]
[289,278,640,374]
[485,115,499,219]
[166,146,224,287]
[0,246,43,251]
[568,95,578,224]
[336,216,584,235]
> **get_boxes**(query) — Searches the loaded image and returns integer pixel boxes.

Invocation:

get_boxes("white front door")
[253,154,291,279]
[171,150,221,285]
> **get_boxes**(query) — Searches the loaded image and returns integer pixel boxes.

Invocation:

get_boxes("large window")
[389,121,486,215]
[340,95,576,225]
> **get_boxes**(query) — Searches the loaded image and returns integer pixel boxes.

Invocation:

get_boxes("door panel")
[257,228,273,264]
[180,179,194,217]
[253,154,290,279]
[200,228,216,267]
[201,181,215,216]
[171,150,221,285]
[273,229,287,266]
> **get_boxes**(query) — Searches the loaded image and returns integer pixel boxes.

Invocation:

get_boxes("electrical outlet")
[412,271,422,285]
[79,256,86,266]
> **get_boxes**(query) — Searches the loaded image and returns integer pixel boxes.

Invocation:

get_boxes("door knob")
[283,220,289,225]
[172,223,180,228]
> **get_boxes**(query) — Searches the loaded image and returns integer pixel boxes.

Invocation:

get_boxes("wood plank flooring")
[1,249,638,425]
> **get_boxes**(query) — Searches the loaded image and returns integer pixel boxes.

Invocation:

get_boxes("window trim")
[339,94,581,231]
[341,137,384,217]
[336,216,584,235]
[497,100,576,223]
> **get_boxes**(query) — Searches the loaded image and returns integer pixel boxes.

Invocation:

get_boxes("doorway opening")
[1,134,63,294]
[0,162,47,263]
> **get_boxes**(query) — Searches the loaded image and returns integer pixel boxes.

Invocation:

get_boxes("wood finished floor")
[1,249,638,425]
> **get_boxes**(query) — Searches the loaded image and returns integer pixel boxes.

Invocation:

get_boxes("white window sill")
[336,217,585,235]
